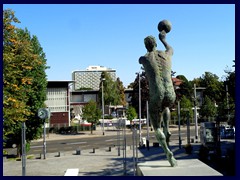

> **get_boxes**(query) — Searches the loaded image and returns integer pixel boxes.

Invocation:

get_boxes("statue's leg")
[149,107,177,167]
[154,127,177,167]
[162,107,171,147]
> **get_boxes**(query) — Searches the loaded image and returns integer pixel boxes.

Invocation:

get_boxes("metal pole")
[138,72,142,146]
[226,85,230,122]
[194,84,198,140]
[135,128,138,163]
[146,101,150,150]
[177,101,182,149]
[132,127,136,176]
[43,121,46,159]
[123,119,127,175]
[187,111,190,144]
[117,119,120,156]
[22,122,26,176]
[102,79,105,135]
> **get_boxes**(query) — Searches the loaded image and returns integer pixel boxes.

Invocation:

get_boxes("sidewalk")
[3,140,200,176]
[4,125,202,176]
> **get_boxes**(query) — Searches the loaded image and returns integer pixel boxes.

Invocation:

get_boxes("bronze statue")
[139,20,177,167]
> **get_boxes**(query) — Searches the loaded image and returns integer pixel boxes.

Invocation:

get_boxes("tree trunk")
[17,144,21,158]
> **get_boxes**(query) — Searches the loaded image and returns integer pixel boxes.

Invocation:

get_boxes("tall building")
[72,65,116,90]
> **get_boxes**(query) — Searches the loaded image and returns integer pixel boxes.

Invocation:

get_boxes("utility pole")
[101,78,105,135]
[177,100,182,149]
[138,72,142,146]
[226,85,230,122]
[194,84,198,140]
[146,101,150,150]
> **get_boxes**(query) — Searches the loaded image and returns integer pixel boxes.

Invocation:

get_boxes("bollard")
[109,147,111,152]
[76,149,81,155]
[92,148,95,153]
[58,151,61,157]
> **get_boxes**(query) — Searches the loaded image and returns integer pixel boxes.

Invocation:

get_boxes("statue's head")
[144,36,157,52]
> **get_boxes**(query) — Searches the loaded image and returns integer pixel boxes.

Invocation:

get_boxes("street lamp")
[101,78,105,135]
[136,72,142,146]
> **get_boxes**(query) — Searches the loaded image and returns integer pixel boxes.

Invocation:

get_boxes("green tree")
[200,96,217,121]
[82,100,101,134]
[116,77,127,106]
[126,106,137,123]
[99,71,120,106]
[3,9,48,156]
[129,71,149,119]
[199,72,224,103]
[180,95,193,124]
[176,75,193,100]
[218,61,235,125]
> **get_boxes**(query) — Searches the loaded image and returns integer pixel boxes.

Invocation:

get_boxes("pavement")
[3,125,234,176]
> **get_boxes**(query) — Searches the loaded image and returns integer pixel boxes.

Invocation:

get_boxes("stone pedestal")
[136,159,222,176]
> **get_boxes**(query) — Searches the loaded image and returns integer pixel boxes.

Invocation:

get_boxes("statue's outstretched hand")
[159,31,166,41]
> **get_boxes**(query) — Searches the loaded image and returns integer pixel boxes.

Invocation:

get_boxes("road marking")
[67,142,87,145]
[31,145,43,148]
[172,133,186,135]
[105,139,118,142]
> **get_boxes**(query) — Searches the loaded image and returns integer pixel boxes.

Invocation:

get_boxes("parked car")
[225,128,235,139]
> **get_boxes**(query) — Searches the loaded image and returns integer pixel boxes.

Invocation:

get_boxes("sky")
[3,4,235,87]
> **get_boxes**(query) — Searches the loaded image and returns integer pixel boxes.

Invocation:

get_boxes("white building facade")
[72,65,116,90]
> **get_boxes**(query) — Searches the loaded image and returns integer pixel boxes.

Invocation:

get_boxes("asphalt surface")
[3,125,234,176]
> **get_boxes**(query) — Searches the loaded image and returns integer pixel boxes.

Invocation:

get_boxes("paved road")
[3,125,234,176]
[27,126,191,154]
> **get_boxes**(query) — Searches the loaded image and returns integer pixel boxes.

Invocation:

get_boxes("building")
[45,80,74,127]
[72,65,116,91]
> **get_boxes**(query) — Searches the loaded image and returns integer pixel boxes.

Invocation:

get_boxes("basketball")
[158,20,172,33]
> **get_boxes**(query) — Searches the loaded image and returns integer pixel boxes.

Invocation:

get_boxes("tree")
[116,77,127,106]
[176,75,193,100]
[180,95,194,124]
[218,61,235,125]
[98,73,126,108]
[199,72,224,103]
[99,71,120,106]
[126,106,137,123]
[200,96,217,121]
[3,9,48,156]
[82,100,101,134]
[129,71,149,119]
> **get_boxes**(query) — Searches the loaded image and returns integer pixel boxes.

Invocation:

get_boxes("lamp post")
[136,72,142,146]
[194,84,198,140]
[101,78,105,135]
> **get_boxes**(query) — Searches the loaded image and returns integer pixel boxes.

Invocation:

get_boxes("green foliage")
[126,106,137,121]
[180,95,193,123]
[176,75,193,100]
[129,71,149,118]
[99,72,122,106]
[116,77,127,106]
[200,96,217,119]
[3,9,48,155]
[82,100,101,134]
[199,72,224,103]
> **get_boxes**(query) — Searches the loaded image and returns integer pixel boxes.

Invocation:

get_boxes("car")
[225,128,235,139]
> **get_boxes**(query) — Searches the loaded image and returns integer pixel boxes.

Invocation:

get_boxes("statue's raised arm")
[158,20,173,56]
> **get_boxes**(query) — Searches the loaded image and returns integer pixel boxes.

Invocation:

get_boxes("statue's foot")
[169,156,178,167]
[167,151,178,167]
